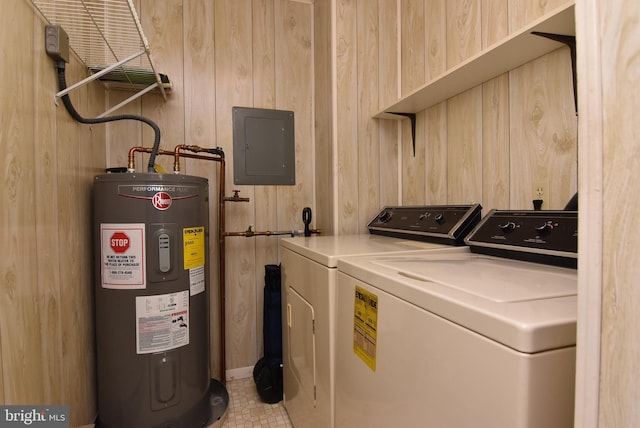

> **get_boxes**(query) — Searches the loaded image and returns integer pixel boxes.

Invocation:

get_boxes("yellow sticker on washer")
[183,226,205,269]
[353,285,378,371]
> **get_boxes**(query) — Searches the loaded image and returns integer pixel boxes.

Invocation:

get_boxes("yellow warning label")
[353,285,378,371]
[183,226,205,269]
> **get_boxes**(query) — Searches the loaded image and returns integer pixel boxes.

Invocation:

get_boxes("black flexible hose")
[205,147,225,157]
[56,61,161,172]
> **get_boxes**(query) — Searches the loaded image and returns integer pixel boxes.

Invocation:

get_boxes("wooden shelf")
[375,2,575,119]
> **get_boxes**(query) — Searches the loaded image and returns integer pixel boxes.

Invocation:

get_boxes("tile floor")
[80,377,292,428]
[220,377,293,428]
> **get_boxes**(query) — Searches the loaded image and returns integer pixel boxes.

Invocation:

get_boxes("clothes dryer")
[279,205,481,428]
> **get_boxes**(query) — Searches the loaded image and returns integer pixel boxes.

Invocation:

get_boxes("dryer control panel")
[465,209,578,268]
[367,204,482,246]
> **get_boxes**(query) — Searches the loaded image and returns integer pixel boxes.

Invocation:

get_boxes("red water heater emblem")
[152,192,172,210]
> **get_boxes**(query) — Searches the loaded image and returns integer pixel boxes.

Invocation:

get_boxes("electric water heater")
[93,172,211,428]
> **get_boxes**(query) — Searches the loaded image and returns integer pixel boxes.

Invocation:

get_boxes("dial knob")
[498,221,516,233]
[434,213,445,224]
[378,209,393,223]
[535,222,553,234]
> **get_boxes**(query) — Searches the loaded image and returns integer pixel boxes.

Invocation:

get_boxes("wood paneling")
[272,0,314,359]
[423,1,447,204]
[402,111,426,204]
[3,0,315,423]
[275,0,314,232]
[33,13,63,406]
[446,0,481,69]
[106,0,145,170]
[481,0,508,47]
[447,86,483,203]
[142,0,185,173]
[509,0,569,32]
[425,0,446,81]
[425,102,448,203]
[1,0,43,404]
[110,0,314,376]
[252,0,277,374]
[356,0,380,231]
[214,0,256,372]
[3,2,585,425]
[182,0,221,379]
[402,0,426,94]
[336,0,359,233]
[482,74,510,209]
[401,0,426,204]
[509,47,577,209]
[598,0,640,426]
[1,1,104,424]
[377,0,399,206]
[313,0,333,234]
[59,56,101,425]
[330,0,576,227]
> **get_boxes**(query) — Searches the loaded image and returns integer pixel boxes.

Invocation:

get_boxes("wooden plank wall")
[2,0,582,425]
[2,0,313,425]
[575,0,640,426]
[595,0,640,426]
[332,0,578,235]
[313,0,334,234]
[0,1,106,425]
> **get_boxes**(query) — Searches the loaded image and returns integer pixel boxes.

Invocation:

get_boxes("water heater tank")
[93,172,211,428]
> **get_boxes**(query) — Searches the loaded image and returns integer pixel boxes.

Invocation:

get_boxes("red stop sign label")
[110,232,130,253]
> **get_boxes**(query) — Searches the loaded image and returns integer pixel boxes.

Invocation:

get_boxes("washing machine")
[334,209,578,428]
[279,205,481,428]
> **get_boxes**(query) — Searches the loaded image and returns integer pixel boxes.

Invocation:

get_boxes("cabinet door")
[286,286,316,406]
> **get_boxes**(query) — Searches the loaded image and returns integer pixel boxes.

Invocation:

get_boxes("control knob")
[434,213,445,224]
[378,209,393,223]
[535,222,553,234]
[498,221,516,233]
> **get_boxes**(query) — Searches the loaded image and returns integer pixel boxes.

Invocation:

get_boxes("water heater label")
[189,266,205,296]
[100,223,146,289]
[183,226,205,269]
[353,285,378,371]
[135,290,189,354]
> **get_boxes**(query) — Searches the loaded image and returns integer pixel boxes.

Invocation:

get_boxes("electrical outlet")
[45,25,70,63]
[532,180,549,201]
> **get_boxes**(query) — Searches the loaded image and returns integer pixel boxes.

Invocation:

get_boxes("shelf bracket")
[387,112,417,156]
[54,50,146,102]
[97,82,159,118]
[531,32,577,115]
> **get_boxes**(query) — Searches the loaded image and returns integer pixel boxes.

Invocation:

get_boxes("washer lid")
[337,251,577,353]
[280,234,457,267]
[377,254,576,302]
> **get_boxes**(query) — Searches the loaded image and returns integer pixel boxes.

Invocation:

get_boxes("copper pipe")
[128,146,223,172]
[128,146,175,171]
[127,145,228,384]
[224,227,321,237]
[172,144,228,385]
[127,146,321,386]
[224,190,250,203]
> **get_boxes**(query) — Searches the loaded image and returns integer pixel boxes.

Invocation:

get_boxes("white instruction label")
[135,290,189,354]
[189,266,205,296]
[101,223,146,289]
